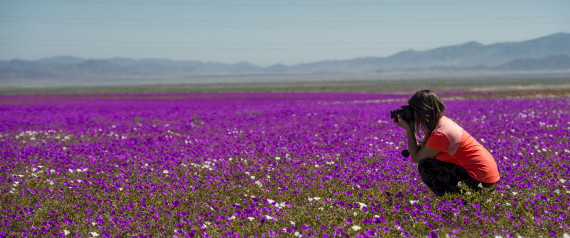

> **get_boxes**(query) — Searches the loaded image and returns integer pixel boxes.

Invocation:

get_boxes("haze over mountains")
[1,32,570,86]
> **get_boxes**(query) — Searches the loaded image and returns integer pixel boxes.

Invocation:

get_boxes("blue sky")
[1,0,569,66]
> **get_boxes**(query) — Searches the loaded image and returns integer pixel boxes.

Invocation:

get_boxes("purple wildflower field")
[0,92,569,237]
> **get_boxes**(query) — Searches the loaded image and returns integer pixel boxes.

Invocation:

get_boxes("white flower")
[64,230,70,236]
[357,202,367,210]
[267,199,275,204]
[313,197,321,200]
[250,176,256,179]
[275,157,281,161]
[91,232,99,237]
[409,200,419,205]
[290,221,295,225]
[294,231,301,237]
[512,192,518,195]
[229,215,236,220]
[265,215,276,221]
[247,217,254,221]
[308,197,313,202]
[561,179,567,183]
[351,225,361,231]
[163,170,169,174]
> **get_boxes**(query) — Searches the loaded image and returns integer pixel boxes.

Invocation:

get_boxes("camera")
[390,105,413,121]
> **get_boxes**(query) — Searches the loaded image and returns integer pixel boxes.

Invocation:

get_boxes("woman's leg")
[418,158,470,196]
[418,158,495,195]
[462,177,497,191]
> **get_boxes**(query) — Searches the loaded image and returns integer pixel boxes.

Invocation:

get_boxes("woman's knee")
[418,158,436,171]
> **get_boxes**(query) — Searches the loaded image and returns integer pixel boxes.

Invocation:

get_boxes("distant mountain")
[1,32,569,84]
[284,32,570,73]
[497,55,570,70]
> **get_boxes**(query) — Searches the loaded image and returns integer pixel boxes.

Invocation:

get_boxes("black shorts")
[418,158,496,196]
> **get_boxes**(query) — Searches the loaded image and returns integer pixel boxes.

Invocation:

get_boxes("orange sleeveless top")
[425,116,500,183]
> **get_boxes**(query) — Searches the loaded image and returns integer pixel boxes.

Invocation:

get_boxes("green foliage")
[2,160,568,237]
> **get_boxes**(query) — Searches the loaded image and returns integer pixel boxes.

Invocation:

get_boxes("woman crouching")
[393,90,500,196]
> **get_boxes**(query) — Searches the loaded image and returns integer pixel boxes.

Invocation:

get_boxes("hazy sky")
[1,0,569,66]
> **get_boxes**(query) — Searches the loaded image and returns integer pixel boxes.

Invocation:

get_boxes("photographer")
[393,90,499,196]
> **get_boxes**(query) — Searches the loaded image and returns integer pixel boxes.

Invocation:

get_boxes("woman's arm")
[395,115,441,163]
[404,128,441,163]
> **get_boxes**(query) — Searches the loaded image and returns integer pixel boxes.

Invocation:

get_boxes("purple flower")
[2,93,569,236]
[549,231,556,237]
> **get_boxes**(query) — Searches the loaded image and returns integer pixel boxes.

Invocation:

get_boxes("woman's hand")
[393,114,414,132]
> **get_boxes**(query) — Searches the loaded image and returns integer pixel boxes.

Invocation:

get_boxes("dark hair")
[408,90,446,140]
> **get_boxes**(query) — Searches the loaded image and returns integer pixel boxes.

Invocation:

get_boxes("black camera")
[390,105,413,121]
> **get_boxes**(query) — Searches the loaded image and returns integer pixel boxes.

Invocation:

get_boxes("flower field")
[0,92,569,237]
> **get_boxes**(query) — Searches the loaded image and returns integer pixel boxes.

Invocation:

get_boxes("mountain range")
[1,32,570,85]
